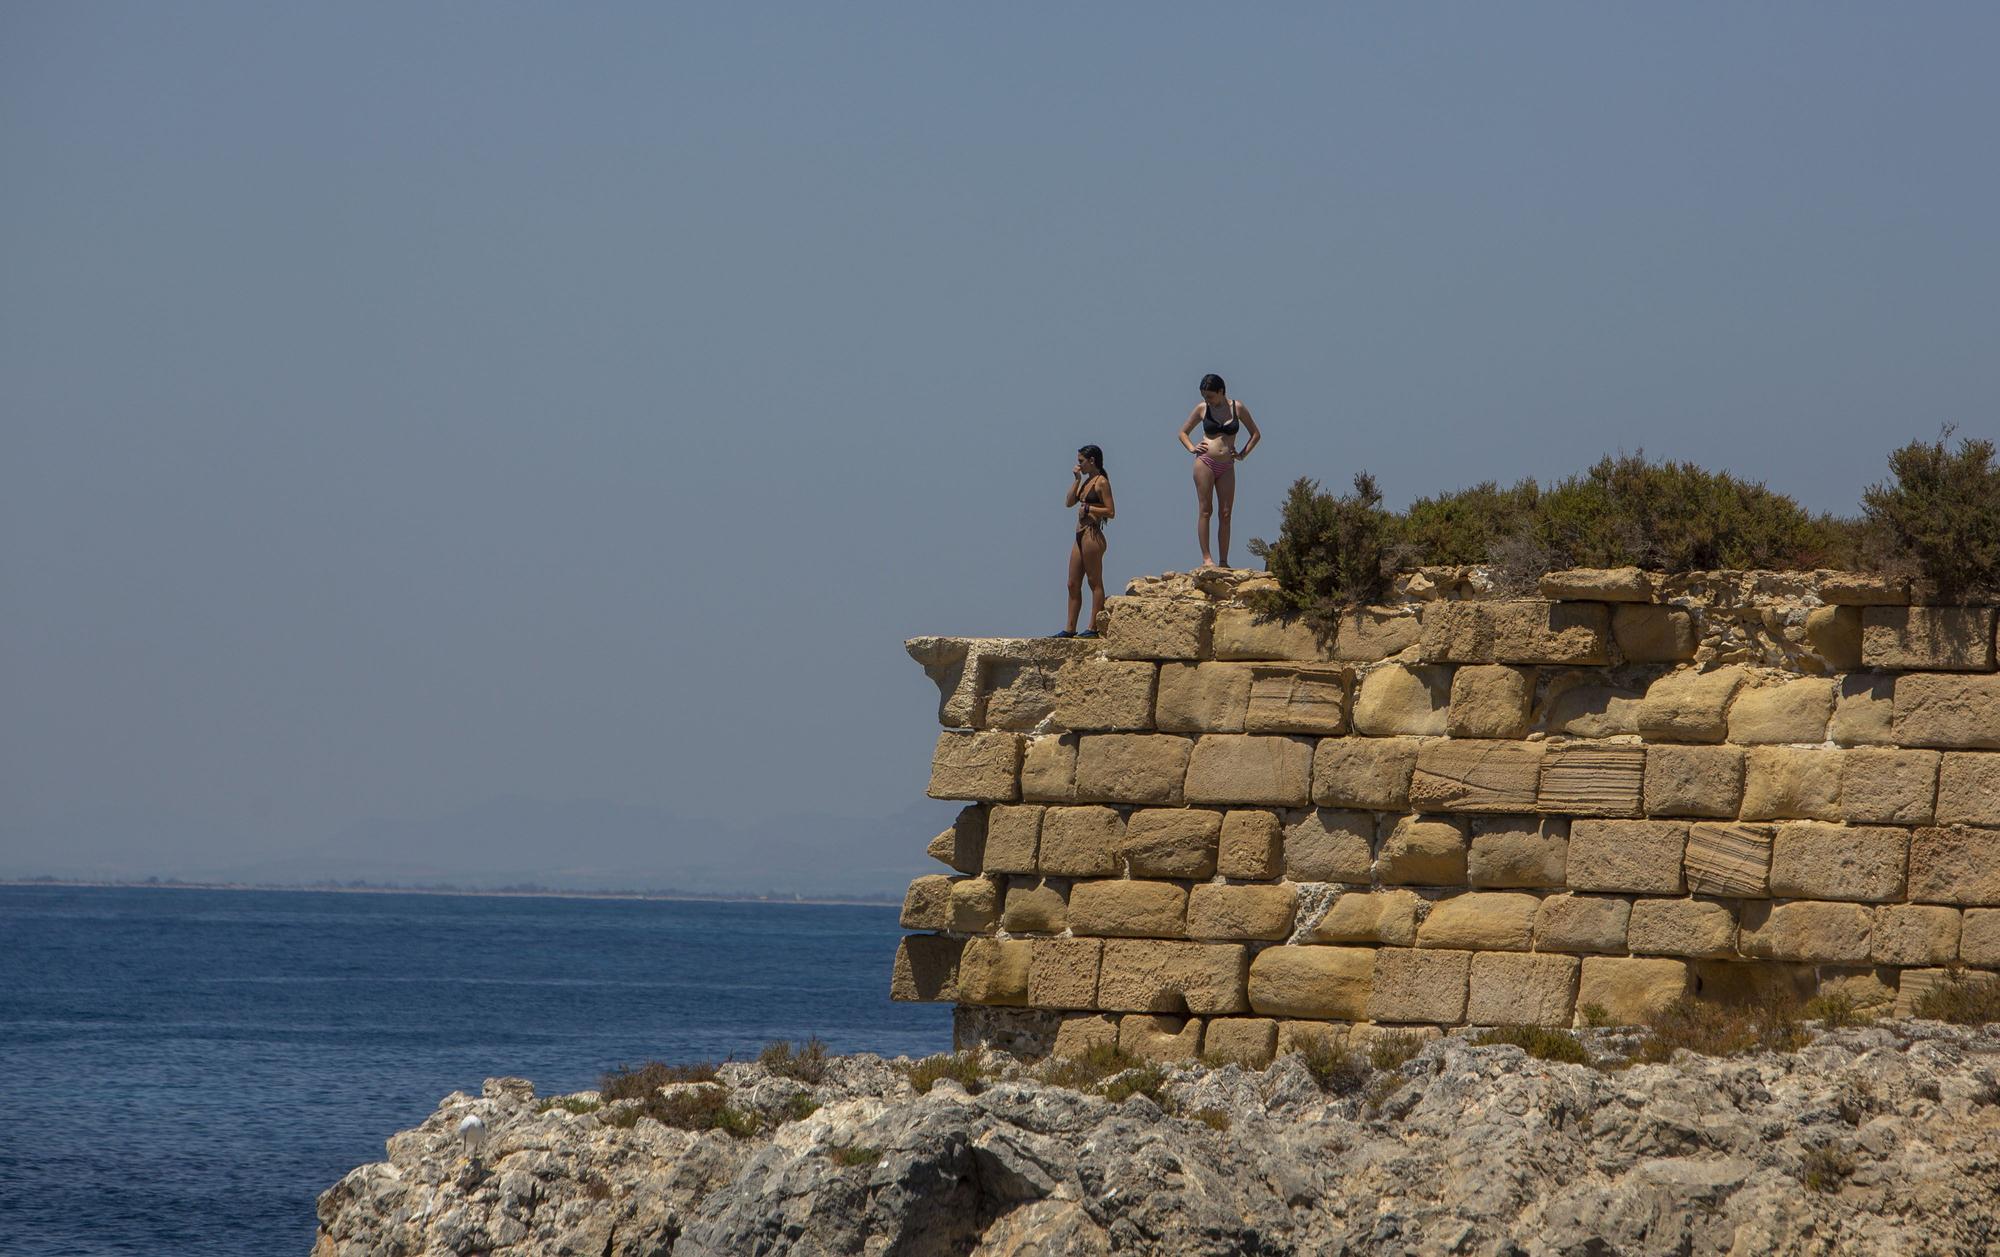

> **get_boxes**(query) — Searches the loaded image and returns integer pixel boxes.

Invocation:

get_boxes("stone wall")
[893,565,2000,1064]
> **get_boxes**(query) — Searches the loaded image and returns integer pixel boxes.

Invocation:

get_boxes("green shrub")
[1635,995,1804,1062]
[1801,1145,1855,1193]
[1365,1032,1425,1072]
[1290,1035,1371,1094]
[1189,1106,1231,1132]
[1801,991,1870,1028]
[1911,971,2000,1024]
[831,1145,881,1167]
[1035,1043,1144,1092]
[1863,428,2000,597]
[1099,1063,1169,1106]
[759,1037,830,1084]
[1472,1025,1591,1064]
[1248,474,1393,634]
[602,1084,759,1137]
[901,1051,990,1095]
[1579,1003,1615,1029]
[600,1059,719,1100]
[1396,478,1543,568]
[1535,454,1841,572]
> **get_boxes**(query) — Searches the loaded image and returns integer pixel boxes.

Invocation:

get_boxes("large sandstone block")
[1217,809,1284,879]
[1211,607,1323,661]
[1909,826,2000,905]
[890,935,963,1002]
[1576,957,1688,1024]
[1187,883,1297,940]
[1804,605,1863,671]
[1892,673,2000,749]
[1960,909,2000,966]
[1448,665,1535,739]
[1283,809,1377,883]
[1642,744,1745,818]
[1637,667,1749,743]
[1051,1013,1118,1057]
[1870,905,1961,966]
[1421,601,1610,666]
[1613,605,1697,663]
[1682,823,1773,897]
[1247,945,1374,1018]
[1028,938,1102,1008]
[1052,660,1157,731]
[1001,878,1068,934]
[1020,733,1080,803]
[1330,606,1424,661]
[982,805,1044,874]
[1311,889,1423,945]
[1368,948,1470,1023]
[1067,879,1187,937]
[1376,815,1469,886]
[928,731,1023,801]
[1414,892,1538,951]
[1096,940,1248,1014]
[1036,805,1122,877]
[1276,1020,1347,1057]
[1351,664,1451,735]
[949,877,1002,933]
[1540,679,1645,738]
[1312,736,1420,809]
[900,875,954,931]
[978,657,1072,731]
[1184,734,1315,806]
[1534,894,1632,953]
[1155,662,1257,733]
[927,805,988,872]
[1244,666,1350,735]
[1467,815,1568,888]
[1203,1017,1279,1067]
[1727,678,1836,745]
[1841,748,1939,825]
[1739,901,1872,963]
[1626,898,1738,958]
[1768,822,1908,903]
[1566,820,1687,894]
[1540,567,1652,602]
[1740,747,1844,821]
[1467,952,1580,1027]
[1862,605,1996,672]
[1409,740,1544,813]
[1831,674,1895,746]
[1115,808,1221,878]
[1938,752,2000,826]
[1073,734,1191,805]
[1104,597,1213,661]
[1819,573,1910,605]
[1538,745,1646,818]
[956,938,1031,1005]
[1118,1014,1204,1062]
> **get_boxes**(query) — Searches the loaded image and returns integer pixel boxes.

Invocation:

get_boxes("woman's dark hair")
[1078,444,1105,471]
[1199,373,1227,394]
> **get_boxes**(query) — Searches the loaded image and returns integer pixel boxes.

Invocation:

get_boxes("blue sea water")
[0,885,951,1256]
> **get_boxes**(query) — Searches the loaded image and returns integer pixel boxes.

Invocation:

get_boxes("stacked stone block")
[896,567,2000,1061]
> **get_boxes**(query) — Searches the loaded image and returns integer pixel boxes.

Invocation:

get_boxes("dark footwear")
[1053,630,1076,638]
[1076,630,1099,638]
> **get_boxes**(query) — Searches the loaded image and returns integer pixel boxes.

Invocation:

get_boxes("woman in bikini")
[1178,373,1261,568]
[1061,445,1115,637]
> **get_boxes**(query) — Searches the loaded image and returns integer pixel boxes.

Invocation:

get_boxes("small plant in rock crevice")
[759,1038,831,1084]
[1802,1145,1857,1194]
[1635,996,1806,1062]
[1472,1025,1591,1065]
[1289,1037,1371,1095]
[1911,970,2000,1024]
[600,1060,719,1100]
[831,1145,882,1168]
[900,1051,991,1095]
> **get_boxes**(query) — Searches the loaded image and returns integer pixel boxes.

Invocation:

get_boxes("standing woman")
[1060,445,1115,637]
[1178,373,1261,568]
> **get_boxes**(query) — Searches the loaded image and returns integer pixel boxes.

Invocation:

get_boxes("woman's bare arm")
[1236,403,1260,458]
[1092,477,1116,522]
[1180,408,1205,454]
[1066,474,1084,507]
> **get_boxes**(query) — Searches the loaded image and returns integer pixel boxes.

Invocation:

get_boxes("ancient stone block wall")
[893,565,2000,1064]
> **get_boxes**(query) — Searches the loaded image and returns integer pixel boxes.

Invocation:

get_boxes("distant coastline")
[0,876,899,907]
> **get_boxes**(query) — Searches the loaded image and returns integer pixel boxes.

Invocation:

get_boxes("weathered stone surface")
[890,934,962,1001]
[928,731,1023,801]
[1892,672,2000,749]
[1216,809,1283,879]
[1409,740,1544,813]
[1727,678,1836,745]
[956,938,1031,1004]
[1155,662,1257,733]
[1637,666,1749,743]
[1447,665,1535,739]
[1376,815,1469,886]
[1804,605,1863,671]
[1247,945,1374,1018]
[1811,967,1897,1015]
[1682,823,1773,897]
[978,658,1071,731]
[1739,901,1873,963]
[1893,968,1959,1018]
[1537,744,1646,817]
[908,635,1095,727]
[1740,747,1844,821]
[1117,1013,1203,1061]
[1182,734,1314,806]
[1862,605,1997,671]
[982,804,1044,874]
[1642,744,1745,818]
[1539,567,1652,602]
[1938,752,2000,827]
[1534,894,1632,953]
[1310,889,1423,945]
[1282,808,1376,883]
[1244,666,1349,735]
[1067,880,1187,938]
[1422,601,1610,666]
[1073,734,1191,805]
[1001,878,1068,934]
[949,877,1002,933]
[1626,898,1738,958]
[1019,734,1079,803]
[1768,822,1908,903]
[1050,1010,1118,1055]
[1909,825,2000,905]
[1186,883,1297,941]
[1095,940,1247,1013]
[1202,1016,1278,1066]
[1103,597,1212,661]
[1961,908,2000,966]
[1210,607,1322,661]
[1841,747,1939,825]
[900,875,954,931]
[1576,956,1688,1024]
[1414,892,1538,951]
[1820,571,1910,604]
[1350,664,1451,735]
[1022,937,1099,1008]
[928,805,988,873]
[1539,679,1645,737]
[1467,815,1568,888]
[1035,805,1121,877]
[1115,808,1221,879]
[1831,673,1895,746]
[1870,905,1961,966]
[1612,605,1697,663]
[1566,820,1687,894]
[1274,1019,1345,1056]
[1329,606,1423,661]
[1466,952,1580,1027]
[1311,736,1420,809]
[1368,948,1470,1023]
[1052,660,1157,731]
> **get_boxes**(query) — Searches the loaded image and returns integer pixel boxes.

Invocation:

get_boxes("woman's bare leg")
[1216,465,1237,568]
[1065,541,1086,633]
[1080,530,1108,630]
[1192,460,1217,567]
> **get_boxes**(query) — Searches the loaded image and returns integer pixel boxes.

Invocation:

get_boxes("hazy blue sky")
[4,4,1996,889]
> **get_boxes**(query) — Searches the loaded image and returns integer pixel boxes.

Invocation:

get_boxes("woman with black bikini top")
[1177,373,1262,568]
[1060,444,1114,637]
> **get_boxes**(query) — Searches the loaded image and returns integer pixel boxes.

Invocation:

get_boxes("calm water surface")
[0,885,949,1256]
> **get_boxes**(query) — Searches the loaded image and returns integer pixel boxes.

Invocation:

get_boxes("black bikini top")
[1202,400,1241,437]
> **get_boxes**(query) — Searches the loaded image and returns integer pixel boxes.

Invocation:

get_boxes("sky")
[3,4,1996,892]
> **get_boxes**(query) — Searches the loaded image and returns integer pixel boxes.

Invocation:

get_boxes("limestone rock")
[926,805,987,872]
[1642,744,1745,819]
[1803,605,1863,670]
[1830,673,1895,746]
[1216,809,1283,879]
[1612,604,1698,663]
[1567,820,1687,894]
[1202,1017,1278,1067]
[1861,605,1996,671]
[1466,951,1580,1026]
[1415,892,1538,951]
[1368,948,1470,1023]
[1909,825,2000,905]
[1115,808,1221,879]
[1534,893,1632,954]
[890,935,963,1001]
[1183,734,1314,806]
[1311,736,1419,809]
[1247,945,1373,1018]
[928,730,1022,801]
[1421,600,1611,666]
[1892,672,2000,750]
[1447,665,1535,739]
[1118,1013,1204,1061]
[1682,823,1773,898]
[1001,878,1068,934]
[1103,596,1213,661]
[1186,883,1297,941]
[1727,678,1836,745]
[1095,940,1247,1014]
[1210,607,1322,661]
[957,938,1031,1004]
[1351,664,1451,736]
[1311,889,1423,946]
[982,804,1044,874]
[1073,734,1191,805]
[1739,901,1872,964]
[1841,747,1939,825]
[1019,733,1080,802]
[1244,666,1349,735]
[1155,662,1256,733]
[1637,666,1748,743]
[1539,567,1653,602]
[1467,815,1568,888]
[1028,939,1101,1008]
[1376,816,1469,886]
[1938,752,2000,827]
[949,878,1002,933]
[1282,809,1376,884]
[1329,605,1422,661]
[900,875,953,931]
[1035,805,1120,877]
[1625,898,1738,959]
[1576,956,1688,1023]
[1870,905,1961,966]
[1540,679,1645,737]
[1067,880,1187,938]
[1767,822,1907,903]
[1740,747,1843,821]
[1052,659,1157,731]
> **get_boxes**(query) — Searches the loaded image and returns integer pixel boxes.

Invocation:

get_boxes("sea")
[0,884,951,1256]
